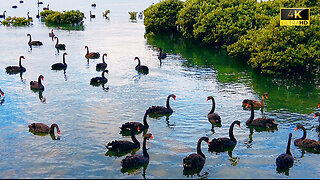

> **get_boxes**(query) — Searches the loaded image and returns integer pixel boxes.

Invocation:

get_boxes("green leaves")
[144,0,184,33]
[1,16,32,26]
[40,10,84,30]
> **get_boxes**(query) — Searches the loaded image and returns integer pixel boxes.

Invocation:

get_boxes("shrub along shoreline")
[143,0,320,76]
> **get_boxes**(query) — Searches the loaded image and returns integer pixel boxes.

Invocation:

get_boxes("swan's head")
[20,56,25,60]
[27,33,31,37]
[234,120,241,128]
[103,53,107,57]
[158,47,162,51]
[39,75,44,81]
[103,70,109,74]
[294,124,304,131]
[0,89,4,97]
[144,133,154,140]
[263,93,268,99]
[246,101,254,108]
[84,46,88,49]
[54,36,58,40]
[201,137,209,145]
[134,57,139,60]
[207,96,213,101]
[63,52,68,56]
[315,112,320,119]
[170,94,176,100]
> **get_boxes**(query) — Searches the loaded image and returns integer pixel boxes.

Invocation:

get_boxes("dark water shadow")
[30,89,46,103]
[28,129,60,140]
[146,33,320,115]
[244,127,278,148]
[148,114,175,129]
[105,147,139,158]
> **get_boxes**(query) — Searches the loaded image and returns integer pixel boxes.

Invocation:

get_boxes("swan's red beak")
[238,124,241,128]
[0,92,4,96]
[246,104,250,108]
[57,131,61,136]
[22,57,25,59]
[137,127,140,131]
[150,135,154,139]
[315,114,317,118]
[207,141,210,145]
[206,98,209,101]
[42,77,44,80]
[294,127,298,131]
[173,97,176,100]
[318,104,320,108]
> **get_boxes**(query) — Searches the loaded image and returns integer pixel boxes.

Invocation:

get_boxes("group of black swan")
[1,3,320,176]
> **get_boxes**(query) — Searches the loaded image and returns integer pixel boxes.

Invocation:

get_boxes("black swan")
[120,109,150,135]
[157,47,167,59]
[121,133,153,171]
[12,5,17,8]
[147,94,176,116]
[27,34,43,46]
[90,70,108,85]
[183,137,209,173]
[276,133,294,170]
[207,96,221,124]
[27,12,32,21]
[0,11,6,18]
[20,0,23,3]
[37,0,43,5]
[96,53,108,71]
[246,101,278,128]
[315,113,320,132]
[0,89,4,99]
[106,127,140,153]
[54,36,66,50]
[294,124,320,153]
[28,123,60,136]
[242,93,268,109]
[52,52,67,70]
[91,3,96,7]
[90,11,95,18]
[30,75,44,91]
[6,56,26,74]
[43,4,49,10]
[49,29,55,40]
[134,57,149,74]
[208,120,240,152]
[85,46,100,59]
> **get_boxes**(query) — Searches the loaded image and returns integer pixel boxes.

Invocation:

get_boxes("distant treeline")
[144,0,320,76]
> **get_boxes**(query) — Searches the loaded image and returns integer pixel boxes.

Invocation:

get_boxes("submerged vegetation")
[40,10,84,30]
[103,10,110,19]
[1,16,32,26]
[144,0,320,76]
[129,11,137,20]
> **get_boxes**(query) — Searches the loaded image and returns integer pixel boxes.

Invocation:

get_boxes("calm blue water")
[0,0,319,178]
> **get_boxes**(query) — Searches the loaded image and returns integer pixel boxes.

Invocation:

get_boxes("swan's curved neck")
[209,98,215,114]
[166,95,172,110]
[130,130,139,145]
[55,37,59,45]
[50,124,59,133]
[300,127,307,140]
[286,134,292,156]
[142,111,149,128]
[142,137,149,158]
[196,138,205,159]
[38,76,42,85]
[261,96,265,107]
[136,58,141,67]
[86,47,89,55]
[28,35,31,43]
[248,103,254,123]
[62,54,67,65]
[102,54,107,64]
[102,71,107,79]
[19,57,23,67]
[229,122,237,142]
